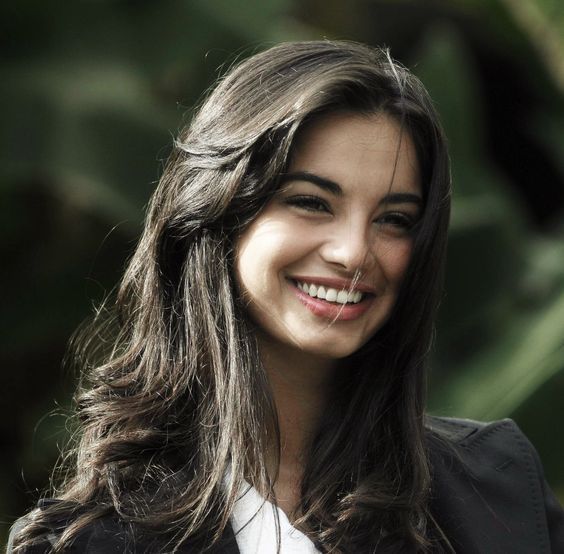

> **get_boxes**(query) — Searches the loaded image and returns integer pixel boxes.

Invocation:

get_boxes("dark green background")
[2,0,564,545]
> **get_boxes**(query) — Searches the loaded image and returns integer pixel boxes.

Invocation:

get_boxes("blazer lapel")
[428,418,553,553]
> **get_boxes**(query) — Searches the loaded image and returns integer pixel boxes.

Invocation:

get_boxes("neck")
[259,337,340,515]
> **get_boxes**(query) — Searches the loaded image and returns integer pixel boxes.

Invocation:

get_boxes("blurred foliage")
[2,0,563,544]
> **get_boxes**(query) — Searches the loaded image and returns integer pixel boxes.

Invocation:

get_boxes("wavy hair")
[14,40,451,553]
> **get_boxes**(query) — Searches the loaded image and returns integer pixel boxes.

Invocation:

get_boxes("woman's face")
[235,112,422,362]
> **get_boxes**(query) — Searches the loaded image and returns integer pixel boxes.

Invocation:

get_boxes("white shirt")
[230,481,321,554]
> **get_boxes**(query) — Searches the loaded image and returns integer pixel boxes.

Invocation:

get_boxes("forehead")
[288,112,421,194]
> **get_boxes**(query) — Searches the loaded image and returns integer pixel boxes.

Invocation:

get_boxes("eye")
[376,211,418,233]
[284,195,331,214]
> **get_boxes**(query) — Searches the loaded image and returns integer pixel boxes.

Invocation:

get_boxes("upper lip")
[290,275,377,295]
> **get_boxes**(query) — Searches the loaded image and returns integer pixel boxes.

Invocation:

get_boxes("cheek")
[234,223,293,296]
[234,233,261,298]
[379,240,414,284]
[236,212,311,267]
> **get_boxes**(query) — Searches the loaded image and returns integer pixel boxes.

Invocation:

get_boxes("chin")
[299,337,367,360]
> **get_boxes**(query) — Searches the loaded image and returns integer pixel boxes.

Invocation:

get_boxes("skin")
[235,112,422,515]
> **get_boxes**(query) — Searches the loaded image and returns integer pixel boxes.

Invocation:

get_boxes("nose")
[319,221,374,273]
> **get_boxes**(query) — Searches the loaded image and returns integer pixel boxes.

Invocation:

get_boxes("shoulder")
[425,415,541,460]
[8,499,239,554]
[425,415,543,498]
[425,415,554,489]
[426,416,564,553]
[7,500,136,554]
[426,414,515,442]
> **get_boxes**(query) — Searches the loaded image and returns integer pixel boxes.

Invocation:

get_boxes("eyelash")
[284,195,418,232]
[378,212,417,231]
[284,195,330,213]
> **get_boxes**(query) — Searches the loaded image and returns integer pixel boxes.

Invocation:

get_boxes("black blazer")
[8,417,564,553]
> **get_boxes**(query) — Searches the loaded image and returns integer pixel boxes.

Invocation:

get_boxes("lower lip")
[290,281,374,321]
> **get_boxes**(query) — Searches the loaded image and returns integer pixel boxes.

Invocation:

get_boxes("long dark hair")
[14,40,451,553]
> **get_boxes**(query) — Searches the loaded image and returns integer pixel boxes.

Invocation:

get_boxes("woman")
[9,40,564,553]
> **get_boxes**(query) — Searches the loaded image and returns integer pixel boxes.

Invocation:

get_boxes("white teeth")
[296,281,365,304]
[348,291,362,303]
[336,290,348,304]
[325,288,337,302]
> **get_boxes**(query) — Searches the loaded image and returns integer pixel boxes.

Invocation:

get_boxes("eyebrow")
[381,192,423,208]
[281,171,343,196]
[280,171,423,207]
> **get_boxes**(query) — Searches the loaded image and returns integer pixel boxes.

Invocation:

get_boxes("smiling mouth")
[294,280,366,305]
